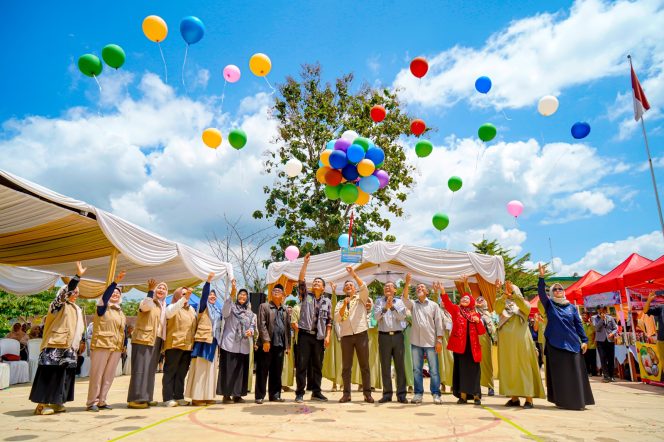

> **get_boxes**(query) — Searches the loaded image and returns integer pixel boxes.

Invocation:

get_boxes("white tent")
[0,169,233,296]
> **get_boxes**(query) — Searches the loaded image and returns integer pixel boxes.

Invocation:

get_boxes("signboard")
[636,342,664,386]
[340,247,363,263]
[627,288,664,311]
[584,291,621,308]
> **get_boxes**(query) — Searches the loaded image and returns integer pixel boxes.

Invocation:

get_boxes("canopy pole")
[105,248,119,287]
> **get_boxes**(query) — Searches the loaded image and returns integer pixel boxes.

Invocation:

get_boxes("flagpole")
[628,55,664,239]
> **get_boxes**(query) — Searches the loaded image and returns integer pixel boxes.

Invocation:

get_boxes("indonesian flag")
[631,65,650,121]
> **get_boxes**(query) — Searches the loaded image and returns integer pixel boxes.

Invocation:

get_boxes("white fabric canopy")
[0,169,233,296]
[267,241,504,291]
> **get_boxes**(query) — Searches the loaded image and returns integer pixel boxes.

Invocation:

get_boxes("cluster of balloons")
[202,128,247,150]
[317,130,390,205]
[78,44,126,79]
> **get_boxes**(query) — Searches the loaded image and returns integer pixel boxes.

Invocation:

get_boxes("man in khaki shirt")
[334,266,374,403]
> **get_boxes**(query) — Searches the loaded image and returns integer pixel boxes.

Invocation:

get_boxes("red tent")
[529,296,540,315]
[623,255,664,288]
[581,253,653,301]
[565,270,603,304]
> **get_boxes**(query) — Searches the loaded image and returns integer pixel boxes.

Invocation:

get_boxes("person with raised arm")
[294,252,332,403]
[537,263,594,410]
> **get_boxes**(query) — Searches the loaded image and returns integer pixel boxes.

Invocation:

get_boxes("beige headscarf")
[498,285,527,329]
[549,283,570,306]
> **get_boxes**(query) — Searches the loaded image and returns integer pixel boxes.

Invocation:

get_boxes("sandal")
[34,404,54,416]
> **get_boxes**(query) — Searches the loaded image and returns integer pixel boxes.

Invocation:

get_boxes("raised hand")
[494,279,502,288]
[147,278,157,291]
[329,281,337,293]
[538,262,546,277]
[115,270,127,283]
[505,280,513,297]
[207,272,215,283]
[405,273,412,287]
[304,252,311,264]
[76,261,87,276]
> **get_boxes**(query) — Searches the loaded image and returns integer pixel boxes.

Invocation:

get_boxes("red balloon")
[410,57,429,78]
[411,119,426,136]
[370,105,386,123]
[324,169,343,186]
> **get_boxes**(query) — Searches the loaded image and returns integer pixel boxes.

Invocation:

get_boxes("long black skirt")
[29,365,76,405]
[217,349,249,397]
[545,344,595,410]
[452,331,481,398]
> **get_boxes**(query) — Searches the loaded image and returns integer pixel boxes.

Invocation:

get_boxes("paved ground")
[1,374,663,442]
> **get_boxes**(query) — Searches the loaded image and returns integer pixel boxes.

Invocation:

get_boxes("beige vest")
[194,311,213,344]
[132,299,163,346]
[41,302,79,350]
[164,306,197,351]
[91,306,126,351]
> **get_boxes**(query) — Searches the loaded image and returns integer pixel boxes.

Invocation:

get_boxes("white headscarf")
[549,283,570,306]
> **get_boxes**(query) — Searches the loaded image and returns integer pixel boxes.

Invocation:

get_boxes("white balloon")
[284,158,303,178]
[537,95,559,116]
[341,130,359,142]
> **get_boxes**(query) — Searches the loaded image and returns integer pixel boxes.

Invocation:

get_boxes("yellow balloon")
[202,128,222,149]
[249,53,272,77]
[143,15,168,43]
[356,189,370,205]
[357,159,375,177]
[316,167,330,184]
[320,150,332,167]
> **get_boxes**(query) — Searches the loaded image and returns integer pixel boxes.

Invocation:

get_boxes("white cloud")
[545,190,615,224]
[393,0,664,111]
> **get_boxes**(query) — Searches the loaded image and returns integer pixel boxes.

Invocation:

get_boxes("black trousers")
[378,332,406,400]
[341,331,370,395]
[255,345,285,400]
[584,348,598,376]
[162,349,192,401]
[296,331,324,396]
[596,340,615,379]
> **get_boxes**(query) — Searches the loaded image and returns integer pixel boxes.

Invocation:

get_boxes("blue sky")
[1,0,663,278]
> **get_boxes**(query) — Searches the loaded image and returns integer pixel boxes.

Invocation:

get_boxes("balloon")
[374,169,390,189]
[571,122,591,139]
[326,140,336,150]
[478,123,497,142]
[228,129,247,149]
[342,164,360,181]
[410,57,429,78]
[324,169,343,186]
[334,138,351,152]
[537,95,559,116]
[249,53,272,77]
[415,140,433,158]
[329,150,348,169]
[341,130,359,142]
[142,15,168,43]
[284,245,300,262]
[506,200,524,218]
[370,105,386,123]
[365,147,385,165]
[448,176,463,192]
[320,150,332,167]
[347,144,365,163]
[432,213,450,231]
[285,158,303,178]
[316,167,330,184]
[202,128,222,149]
[223,65,241,83]
[180,16,205,45]
[338,233,354,248]
[357,159,376,177]
[101,44,126,69]
[411,119,426,136]
[475,76,492,94]
[324,184,341,200]
[356,189,370,206]
[78,54,102,77]
[339,183,359,204]
[359,175,380,194]
[354,137,372,151]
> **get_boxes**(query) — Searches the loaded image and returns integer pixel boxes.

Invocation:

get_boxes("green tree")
[0,288,58,334]
[121,300,141,317]
[253,64,417,262]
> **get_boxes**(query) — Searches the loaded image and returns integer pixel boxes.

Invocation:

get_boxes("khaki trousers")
[87,349,122,407]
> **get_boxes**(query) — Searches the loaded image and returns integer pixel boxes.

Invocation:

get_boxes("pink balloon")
[284,245,299,262]
[506,200,524,218]
[223,64,241,83]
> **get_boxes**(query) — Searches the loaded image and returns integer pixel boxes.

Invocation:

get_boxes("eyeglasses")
[552,288,564,292]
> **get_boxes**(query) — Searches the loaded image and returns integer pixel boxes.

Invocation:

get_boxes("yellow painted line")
[108,406,207,441]
[482,405,543,442]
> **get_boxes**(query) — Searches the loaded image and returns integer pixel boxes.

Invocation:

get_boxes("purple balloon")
[374,169,389,189]
[334,138,351,153]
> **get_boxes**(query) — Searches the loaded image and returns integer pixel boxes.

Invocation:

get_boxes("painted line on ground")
[481,405,543,442]
[108,406,207,441]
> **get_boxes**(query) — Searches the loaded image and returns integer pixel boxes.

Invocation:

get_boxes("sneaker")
[128,401,148,409]
[86,405,100,412]
[433,395,442,405]
[147,401,158,407]
[165,400,178,407]
[411,394,423,404]
[269,396,285,402]
[378,396,392,404]
[523,401,534,409]
[505,399,521,407]
[457,398,468,404]
[177,399,190,406]
[232,397,246,403]
[474,398,482,406]
[397,397,408,404]
[98,403,112,410]
[255,399,264,404]
[311,392,328,402]
[488,388,495,396]
[295,395,304,403]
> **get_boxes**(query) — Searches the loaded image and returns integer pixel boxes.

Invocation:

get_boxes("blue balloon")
[475,76,492,94]
[329,150,348,169]
[342,164,360,181]
[338,233,354,248]
[347,144,365,163]
[180,16,205,45]
[326,140,335,150]
[359,175,380,194]
[365,147,385,165]
[571,122,591,139]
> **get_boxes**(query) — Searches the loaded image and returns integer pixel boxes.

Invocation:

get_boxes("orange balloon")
[356,189,370,205]
[316,167,330,184]
[357,159,375,177]
[142,15,168,43]
[320,150,332,167]
[202,128,222,148]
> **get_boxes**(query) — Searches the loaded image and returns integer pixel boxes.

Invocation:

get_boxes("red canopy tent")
[529,296,540,315]
[565,270,604,305]
[623,255,664,288]
[581,253,653,301]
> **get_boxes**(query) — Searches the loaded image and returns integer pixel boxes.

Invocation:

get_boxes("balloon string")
[263,76,276,95]
[92,74,102,93]
[158,42,168,84]
[501,109,512,121]
[449,192,455,211]
[220,80,227,114]
[181,44,189,92]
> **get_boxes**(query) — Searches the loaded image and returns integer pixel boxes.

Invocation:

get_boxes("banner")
[636,342,663,386]
[340,247,363,263]
[584,291,620,308]
[627,288,664,311]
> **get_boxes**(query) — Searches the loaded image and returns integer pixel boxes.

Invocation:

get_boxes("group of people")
[28,258,598,415]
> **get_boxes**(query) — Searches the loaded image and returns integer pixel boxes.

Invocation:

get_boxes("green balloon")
[354,137,372,151]
[228,129,247,149]
[324,184,341,200]
[102,44,126,69]
[415,140,433,158]
[432,213,450,231]
[448,176,463,192]
[478,123,497,142]
[339,183,359,204]
[78,54,103,77]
